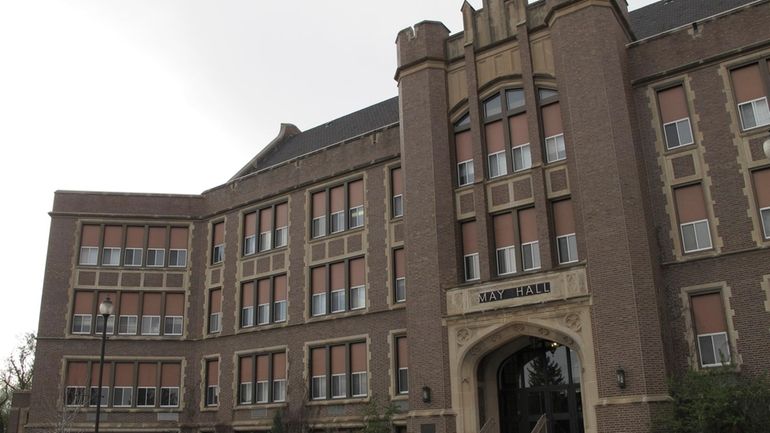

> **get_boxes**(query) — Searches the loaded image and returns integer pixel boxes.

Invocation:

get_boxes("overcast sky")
[0,0,657,354]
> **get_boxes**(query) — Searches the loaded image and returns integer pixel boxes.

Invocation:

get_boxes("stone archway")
[446,303,598,433]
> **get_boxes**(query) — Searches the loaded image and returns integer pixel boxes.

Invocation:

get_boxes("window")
[457,159,475,186]
[488,151,507,178]
[393,248,406,303]
[141,316,161,335]
[512,144,531,172]
[89,362,111,407]
[102,248,120,266]
[493,213,516,276]
[164,316,182,335]
[310,342,367,401]
[66,386,87,406]
[168,227,188,266]
[147,227,166,267]
[124,248,142,266]
[208,289,222,334]
[112,387,132,407]
[118,292,139,335]
[95,315,115,334]
[483,94,502,119]
[455,115,474,188]
[240,275,287,328]
[90,386,110,407]
[102,226,122,266]
[396,336,409,395]
[391,167,404,218]
[64,362,88,406]
[731,64,770,131]
[160,387,179,407]
[691,292,732,367]
[349,180,364,229]
[310,258,366,316]
[118,316,137,335]
[137,362,158,407]
[205,359,219,407]
[137,387,156,407]
[541,98,566,163]
[140,292,162,335]
[80,247,98,266]
[160,363,181,407]
[72,315,92,334]
[519,208,540,271]
[461,221,479,281]
[238,352,286,405]
[212,221,224,264]
[752,169,770,239]
[72,292,94,334]
[79,225,100,265]
[658,85,694,150]
[553,200,578,264]
[164,293,185,336]
[312,181,364,238]
[675,185,713,253]
[147,248,165,267]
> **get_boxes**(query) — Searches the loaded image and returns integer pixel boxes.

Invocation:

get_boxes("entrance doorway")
[497,337,583,433]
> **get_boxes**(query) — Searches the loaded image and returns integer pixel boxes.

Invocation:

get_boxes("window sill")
[234,402,288,410]
[306,396,369,406]
[237,321,289,334]
[67,334,185,340]
[74,407,182,413]
[240,245,288,261]
[76,265,189,271]
[308,225,365,245]
[306,308,369,324]
[738,124,770,138]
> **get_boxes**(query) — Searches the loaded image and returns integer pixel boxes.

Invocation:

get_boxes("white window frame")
[273,379,287,402]
[95,315,115,334]
[556,233,578,264]
[349,205,364,229]
[760,207,770,239]
[241,306,255,328]
[395,277,406,303]
[72,314,92,334]
[257,303,270,325]
[147,248,165,267]
[311,293,327,317]
[102,247,121,266]
[256,380,269,403]
[136,387,156,407]
[239,382,252,405]
[457,159,475,187]
[112,386,132,407]
[738,97,770,131]
[123,248,143,267]
[496,245,516,276]
[311,376,326,400]
[512,143,532,172]
[312,216,327,238]
[681,219,713,253]
[159,387,179,407]
[521,241,541,271]
[545,133,566,163]
[330,211,345,234]
[350,285,366,310]
[397,367,409,395]
[663,117,694,150]
[487,150,508,179]
[330,289,346,313]
[464,253,480,282]
[65,386,87,406]
[273,300,287,323]
[208,312,221,334]
[206,385,219,406]
[258,231,272,252]
[212,244,224,264]
[89,386,109,407]
[331,373,347,399]
[140,315,161,335]
[118,315,138,335]
[274,226,288,248]
[243,235,256,256]
[79,247,98,266]
[392,194,403,218]
[163,316,183,335]
[351,371,367,398]
[697,331,731,368]
[169,249,187,267]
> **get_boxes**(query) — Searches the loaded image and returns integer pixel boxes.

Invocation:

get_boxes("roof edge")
[229,122,302,181]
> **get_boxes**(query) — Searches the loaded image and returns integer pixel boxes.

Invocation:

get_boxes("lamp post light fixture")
[616,367,626,389]
[94,297,114,433]
[421,385,432,403]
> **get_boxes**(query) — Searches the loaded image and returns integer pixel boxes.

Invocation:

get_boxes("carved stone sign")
[477,282,551,304]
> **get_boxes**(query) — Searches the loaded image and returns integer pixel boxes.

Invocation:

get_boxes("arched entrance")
[496,337,583,433]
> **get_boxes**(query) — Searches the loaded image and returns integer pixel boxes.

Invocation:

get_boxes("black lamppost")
[94,297,114,433]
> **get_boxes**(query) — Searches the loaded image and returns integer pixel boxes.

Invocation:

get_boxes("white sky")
[0,0,657,353]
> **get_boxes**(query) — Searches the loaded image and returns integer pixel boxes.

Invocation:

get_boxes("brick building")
[9,0,770,433]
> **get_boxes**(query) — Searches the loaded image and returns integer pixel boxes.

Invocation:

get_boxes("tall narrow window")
[102,226,122,266]
[348,180,364,229]
[95,292,115,334]
[330,345,346,399]
[312,191,327,238]
[118,292,139,335]
[137,363,157,407]
[140,292,161,336]
[732,64,770,131]
[256,355,270,403]
[396,336,409,394]
[65,362,88,406]
[244,212,257,256]
[273,275,287,323]
[72,291,93,334]
[311,267,327,317]
[456,130,475,187]
[212,222,224,264]
[89,362,111,407]
[350,342,368,397]
[691,292,731,367]
[462,221,479,281]
[349,258,366,310]
[112,363,133,407]
[311,347,327,400]
[494,213,516,275]
[163,293,184,336]
[275,203,289,248]
[310,343,367,401]
[205,359,219,407]
[519,207,540,271]
[486,120,507,178]
[147,227,166,267]
[752,168,770,239]
[208,289,222,334]
[391,167,404,218]
[79,225,100,266]
[259,207,273,252]
[393,248,406,303]
[239,356,253,404]
[124,226,144,267]
[675,185,712,253]
[160,363,180,407]
[553,199,578,264]
[169,227,188,267]
[257,279,271,325]
[330,186,345,234]
[542,102,566,163]
[510,113,531,172]
[272,352,287,402]
[330,262,346,313]
[241,282,255,327]
[658,85,694,150]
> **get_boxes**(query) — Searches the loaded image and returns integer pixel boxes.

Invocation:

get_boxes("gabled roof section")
[629,0,760,40]
[232,96,400,180]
